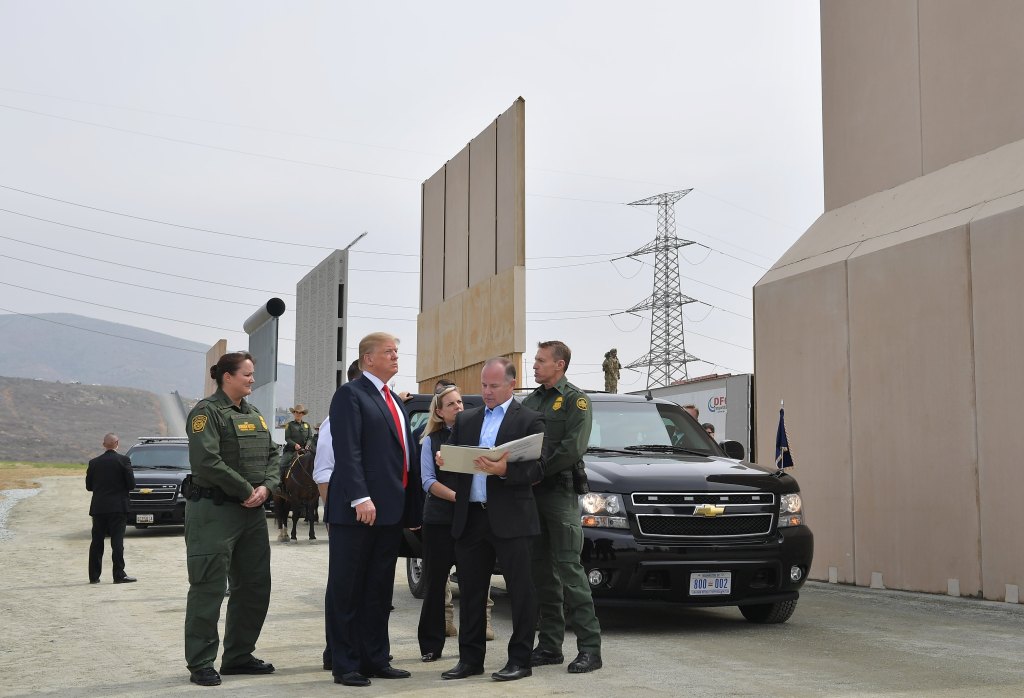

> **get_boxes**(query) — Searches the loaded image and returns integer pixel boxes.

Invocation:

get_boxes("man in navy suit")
[439,357,546,682]
[85,433,137,584]
[325,332,415,687]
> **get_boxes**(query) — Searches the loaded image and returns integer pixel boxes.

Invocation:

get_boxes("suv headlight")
[778,492,804,527]
[578,493,629,529]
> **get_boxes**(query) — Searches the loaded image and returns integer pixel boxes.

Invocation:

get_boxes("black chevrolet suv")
[124,437,190,528]
[401,392,813,623]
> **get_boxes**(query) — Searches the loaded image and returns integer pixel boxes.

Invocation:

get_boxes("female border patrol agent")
[184,351,280,686]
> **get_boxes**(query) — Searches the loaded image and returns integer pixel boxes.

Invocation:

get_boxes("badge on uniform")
[552,396,563,411]
[191,415,208,433]
[576,397,588,411]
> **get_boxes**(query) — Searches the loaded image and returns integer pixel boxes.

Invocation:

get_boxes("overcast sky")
[0,0,822,392]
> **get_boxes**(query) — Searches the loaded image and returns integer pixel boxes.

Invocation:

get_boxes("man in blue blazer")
[440,357,546,682]
[325,332,415,687]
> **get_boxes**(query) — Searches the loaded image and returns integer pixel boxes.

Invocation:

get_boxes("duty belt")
[181,475,242,505]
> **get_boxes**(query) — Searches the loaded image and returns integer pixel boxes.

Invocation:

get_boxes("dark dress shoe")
[366,665,410,679]
[323,661,331,671]
[492,663,532,681]
[89,579,100,584]
[220,657,275,675]
[530,647,564,666]
[421,651,442,662]
[567,651,603,673]
[189,668,222,686]
[335,671,371,687]
[113,576,137,584]
[441,662,484,680]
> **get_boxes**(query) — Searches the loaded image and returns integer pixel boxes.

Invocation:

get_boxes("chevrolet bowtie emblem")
[139,488,153,494]
[694,504,725,517]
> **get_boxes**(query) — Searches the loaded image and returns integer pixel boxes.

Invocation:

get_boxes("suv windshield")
[590,401,717,454]
[128,445,191,469]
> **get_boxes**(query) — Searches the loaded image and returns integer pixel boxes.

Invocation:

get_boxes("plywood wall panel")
[444,146,470,299]
[422,168,446,312]
[469,121,497,286]
[496,99,525,271]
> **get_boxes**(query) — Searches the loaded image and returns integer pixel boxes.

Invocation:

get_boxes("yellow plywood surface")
[469,121,497,286]
[496,98,525,272]
[422,166,446,312]
[444,146,470,300]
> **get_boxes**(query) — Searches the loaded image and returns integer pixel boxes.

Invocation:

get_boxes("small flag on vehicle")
[775,402,794,469]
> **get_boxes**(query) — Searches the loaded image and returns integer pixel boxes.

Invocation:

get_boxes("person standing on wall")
[522,340,604,673]
[86,432,136,585]
[324,333,415,687]
[183,351,280,687]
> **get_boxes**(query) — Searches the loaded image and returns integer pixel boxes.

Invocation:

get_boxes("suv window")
[127,445,191,469]
[591,401,717,453]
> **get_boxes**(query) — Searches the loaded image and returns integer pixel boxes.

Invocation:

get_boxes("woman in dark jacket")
[416,386,495,662]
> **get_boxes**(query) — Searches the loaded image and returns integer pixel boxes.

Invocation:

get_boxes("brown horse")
[274,450,319,542]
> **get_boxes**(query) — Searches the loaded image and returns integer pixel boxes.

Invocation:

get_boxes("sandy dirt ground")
[2,476,1024,697]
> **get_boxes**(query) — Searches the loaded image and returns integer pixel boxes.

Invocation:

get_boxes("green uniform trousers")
[184,497,271,671]
[531,483,602,654]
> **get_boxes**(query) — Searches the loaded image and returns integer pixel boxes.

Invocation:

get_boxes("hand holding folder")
[438,432,543,475]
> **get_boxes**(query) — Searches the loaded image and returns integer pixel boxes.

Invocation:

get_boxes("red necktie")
[382,386,408,488]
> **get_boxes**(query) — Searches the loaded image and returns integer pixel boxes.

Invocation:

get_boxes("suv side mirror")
[720,440,745,460]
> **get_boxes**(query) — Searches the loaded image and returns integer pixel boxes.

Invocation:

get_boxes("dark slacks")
[89,512,127,581]
[417,522,457,656]
[326,522,401,675]
[454,505,536,668]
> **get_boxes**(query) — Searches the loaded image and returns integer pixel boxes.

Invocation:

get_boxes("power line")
[0,304,205,354]
[0,102,423,182]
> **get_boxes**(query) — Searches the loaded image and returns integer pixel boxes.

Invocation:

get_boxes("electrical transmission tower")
[623,189,701,388]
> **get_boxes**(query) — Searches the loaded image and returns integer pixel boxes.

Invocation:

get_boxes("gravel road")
[2,476,1023,697]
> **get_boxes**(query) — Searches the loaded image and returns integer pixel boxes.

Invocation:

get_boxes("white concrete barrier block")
[870,571,884,589]
[947,578,960,597]
[828,566,838,584]
[1006,584,1019,604]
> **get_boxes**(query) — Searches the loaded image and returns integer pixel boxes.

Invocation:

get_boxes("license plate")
[136,514,154,524]
[689,571,731,596]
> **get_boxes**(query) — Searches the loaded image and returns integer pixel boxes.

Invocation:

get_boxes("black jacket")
[86,450,135,515]
[422,426,458,525]
[449,401,545,539]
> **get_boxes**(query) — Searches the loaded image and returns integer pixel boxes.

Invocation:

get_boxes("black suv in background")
[124,437,190,528]
[401,392,813,624]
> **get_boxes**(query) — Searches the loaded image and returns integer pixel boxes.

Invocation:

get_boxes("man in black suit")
[85,433,137,584]
[440,357,545,682]
[325,332,416,687]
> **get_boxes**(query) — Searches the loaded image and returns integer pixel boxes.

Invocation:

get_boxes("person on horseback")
[281,404,313,481]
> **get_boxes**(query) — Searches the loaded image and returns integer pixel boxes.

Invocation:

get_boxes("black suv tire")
[407,557,426,599]
[739,599,798,624]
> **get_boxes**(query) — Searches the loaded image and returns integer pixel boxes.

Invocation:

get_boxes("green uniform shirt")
[522,375,593,480]
[186,388,279,500]
[284,419,312,451]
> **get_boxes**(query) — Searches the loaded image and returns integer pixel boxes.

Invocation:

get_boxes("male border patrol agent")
[522,340,603,674]
[183,351,280,687]
[281,404,313,479]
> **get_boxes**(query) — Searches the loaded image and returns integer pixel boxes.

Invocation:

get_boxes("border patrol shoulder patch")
[576,397,588,411]
[191,415,208,433]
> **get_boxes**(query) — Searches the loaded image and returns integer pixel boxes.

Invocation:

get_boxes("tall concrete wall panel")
[918,1,1024,174]
[969,206,1024,600]
[821,0,922,211]
[754,262,854,584]
[295,250,347,425]
[846,229,980,594]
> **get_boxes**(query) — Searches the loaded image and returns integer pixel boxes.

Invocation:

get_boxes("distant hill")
[0,313,294,406]
[0,376,168,463]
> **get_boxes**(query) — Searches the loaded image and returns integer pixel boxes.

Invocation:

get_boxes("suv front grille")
[130,484,179,503]
[637,514,773,537]
[632,492,775,506]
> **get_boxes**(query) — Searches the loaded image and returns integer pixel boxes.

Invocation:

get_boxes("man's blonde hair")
[357,332,399,369]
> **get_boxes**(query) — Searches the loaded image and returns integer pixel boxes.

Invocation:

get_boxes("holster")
[571,461,590,495]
